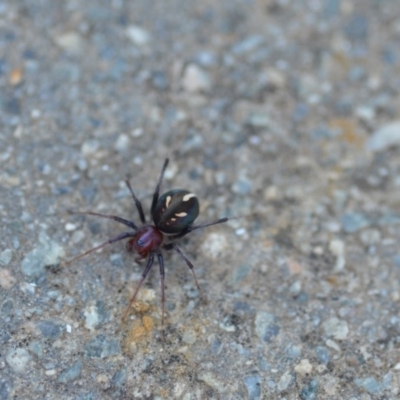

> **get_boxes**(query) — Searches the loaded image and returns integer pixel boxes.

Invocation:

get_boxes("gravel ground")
[1,1,400,399]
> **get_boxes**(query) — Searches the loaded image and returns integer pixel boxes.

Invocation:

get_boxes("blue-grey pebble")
[300,379,318,400]
[36,320,63,340]
[0,377,13,400]
[112,368,127,387]
[84,335,121,358]
[314,346,330,364]
[57,360,82,383]
[341,213,370,233]
[355,377,382,394]
[243,373,261,400]
[255,311,280,343]
[1,299,14,316]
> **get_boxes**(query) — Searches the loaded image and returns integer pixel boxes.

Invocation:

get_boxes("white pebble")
[182,64,212,93]
[114,133,130,152]
[323,317,348,340]
[6,348,31,374]
[329,239,346,271]
[65,223,77,232]
[294,359,313,375]
[126,25,151,46]
[200,232,228,259]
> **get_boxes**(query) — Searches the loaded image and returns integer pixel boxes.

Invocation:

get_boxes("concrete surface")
[1,0,400,399]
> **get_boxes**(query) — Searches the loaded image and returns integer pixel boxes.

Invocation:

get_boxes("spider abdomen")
[152,189,199,234]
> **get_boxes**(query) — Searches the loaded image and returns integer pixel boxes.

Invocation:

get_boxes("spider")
[64,158,230,326]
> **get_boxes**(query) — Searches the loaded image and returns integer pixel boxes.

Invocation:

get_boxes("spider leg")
[122,253,155,321]
[156,251,166,328]
[69,211,138,230]
[151,158,169,215]
[171,217,229,239]
[164,243,201,293]
[64,232,135,266]
[125,179,146,224]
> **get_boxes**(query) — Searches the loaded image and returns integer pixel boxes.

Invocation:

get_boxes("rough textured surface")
[1,0,400,398]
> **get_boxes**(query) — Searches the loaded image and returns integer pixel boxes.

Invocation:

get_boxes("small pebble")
[277,370,295,392]
[9,68,23,86]
[28,341,43,358]
[287,344,302,358]
[359,229,381,245]
[21,232,65,278]
[0,268,17,289]
[112,368,127,387]
[231,35,264,55]
[114,133,130,152]
[57,360,82,383]
[200,232,228,259]
[255,311,280,343]
[289,280,302,296]
[182,328,197,345]
[81,139,100,157]
[231,264,250,285]
[198,371,228,393]
[64,223,77,231]
[209,336,224,356]
[84,335,121,358]
[20,282,36,295]
[341,213,370,233]
[131,128,143,137]
[1,298,14,315]
[246,112,270,129]
[354,377,382,394]
[6,348,31,374]
[314,346,330,364]
[231,178,252,195]
[329,239,346,271]
[295,359,313,375]
[126,25,151,47]
[84,305,102,331]
[219,316,236,332]
[54,32,83,53]
[0,249,13,265]
[322,317,348,340]
[326,339,341,352]
[366,121,400,151]
[243,373,262,400]
[36,320,63,341]
[181,64,212,93]
[300,379,318,400]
